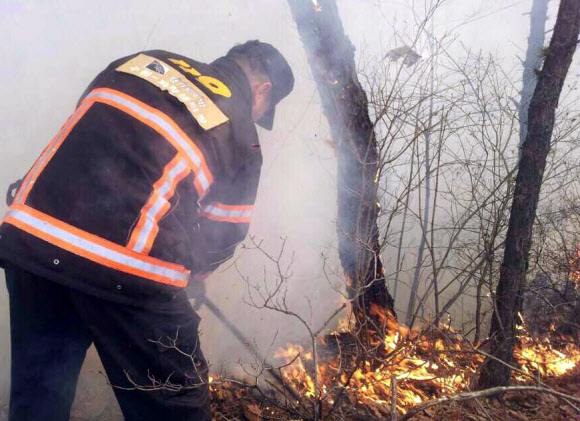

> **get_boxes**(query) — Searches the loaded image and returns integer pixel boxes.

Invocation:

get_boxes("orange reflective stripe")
[199,202,253,223]
[127,156,189,254]
[15,101,94,205]
[4,204,190,287]
[17,88,214,203]
[85,88,213,197]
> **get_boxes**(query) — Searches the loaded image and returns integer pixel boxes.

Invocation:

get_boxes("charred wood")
[286,0,395,327]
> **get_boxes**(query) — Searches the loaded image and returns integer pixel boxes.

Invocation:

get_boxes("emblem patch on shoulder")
[145,60,168,75]
[116,54,229,130]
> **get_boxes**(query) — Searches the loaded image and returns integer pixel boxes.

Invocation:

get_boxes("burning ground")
[209,304,580,421]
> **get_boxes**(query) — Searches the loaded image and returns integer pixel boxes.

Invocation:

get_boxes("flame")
[514,312,580,379]
[273,304,580,415]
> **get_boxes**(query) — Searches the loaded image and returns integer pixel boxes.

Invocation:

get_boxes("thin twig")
[390,375,398,421]
[399,385,580,421]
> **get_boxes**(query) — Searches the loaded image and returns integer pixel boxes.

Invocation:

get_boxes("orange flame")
[274,304,580,415]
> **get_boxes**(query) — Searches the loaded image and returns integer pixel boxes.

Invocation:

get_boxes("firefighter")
[0,40,294,421]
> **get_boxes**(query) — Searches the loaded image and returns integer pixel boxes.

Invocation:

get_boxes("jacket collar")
[210,56,253,110]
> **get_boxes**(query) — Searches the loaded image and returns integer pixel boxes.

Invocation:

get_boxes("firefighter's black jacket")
[0,50,262,308]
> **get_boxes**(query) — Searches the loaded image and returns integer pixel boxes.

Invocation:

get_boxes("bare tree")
[476,0,580,389]
[518,0,551,151]
[406,26,436,327]
[286,0,395,325]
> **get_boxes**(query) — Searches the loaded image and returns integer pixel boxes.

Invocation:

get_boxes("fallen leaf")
[507,409,528,421]
[244,403,262,421]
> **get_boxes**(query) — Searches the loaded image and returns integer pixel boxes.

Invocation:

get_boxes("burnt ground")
[0,347,579,420]
[210,365,580,421]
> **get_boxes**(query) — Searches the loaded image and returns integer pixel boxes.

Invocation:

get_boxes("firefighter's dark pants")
[4,263,211,421]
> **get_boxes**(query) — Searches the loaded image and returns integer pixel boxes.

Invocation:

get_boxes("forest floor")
[405,367,580,421]
[212,365,580,421]
[0,367,578,420]
[1,347,578,420]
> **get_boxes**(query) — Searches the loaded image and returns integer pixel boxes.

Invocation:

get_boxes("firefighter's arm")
[188,156,261,276]
[185,168,255,301]
[189,197,255,274]
[186,84,261,277]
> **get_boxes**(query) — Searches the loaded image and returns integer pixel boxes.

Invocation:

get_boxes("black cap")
[227,41,294,130]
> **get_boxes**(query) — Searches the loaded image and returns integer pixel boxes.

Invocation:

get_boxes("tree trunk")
[519,0,550,151]
[406,41,436,327]
[476,0,580,389]
[393,138,417,303]
[286,0,396,322]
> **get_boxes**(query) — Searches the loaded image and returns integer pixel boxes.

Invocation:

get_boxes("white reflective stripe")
[7,208,189,283]
[132,159,188,253]
[158,159,188,197]
[202,204,253,220]
[15,102,91,204]
[86,90,211,193]
[131,202,165,253]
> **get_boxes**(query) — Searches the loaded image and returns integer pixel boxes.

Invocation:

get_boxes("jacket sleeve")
[188,158,261,274]
[187,104,263,275]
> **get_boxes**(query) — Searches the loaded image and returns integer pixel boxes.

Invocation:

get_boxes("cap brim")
[257,107,275,130]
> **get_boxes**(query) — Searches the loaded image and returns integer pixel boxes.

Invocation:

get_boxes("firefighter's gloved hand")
[187,272,212,310]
